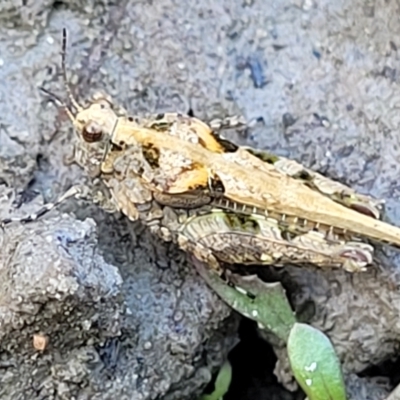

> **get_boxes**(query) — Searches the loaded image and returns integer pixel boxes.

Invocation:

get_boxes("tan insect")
[3,29,400,274]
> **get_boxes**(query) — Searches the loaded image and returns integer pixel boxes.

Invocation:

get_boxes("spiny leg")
[0,184,93,228]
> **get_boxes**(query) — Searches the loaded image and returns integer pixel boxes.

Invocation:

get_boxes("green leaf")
[200,360,232,400]
[288,323,347,400]
[192,257,296,342]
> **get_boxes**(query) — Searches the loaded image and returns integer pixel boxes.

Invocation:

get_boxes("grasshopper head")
[73,96,118,144]
[40,30,120,177]
[40,86,119,177]
[71,95,120,177]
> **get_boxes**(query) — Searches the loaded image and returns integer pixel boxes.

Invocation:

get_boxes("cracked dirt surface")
[2,0,400,399]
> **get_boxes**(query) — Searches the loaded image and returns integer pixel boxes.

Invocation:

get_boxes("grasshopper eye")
[82,121,103,143]
[94,98,113,110]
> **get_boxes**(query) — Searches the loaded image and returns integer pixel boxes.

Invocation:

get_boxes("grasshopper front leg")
[1,183,117,228]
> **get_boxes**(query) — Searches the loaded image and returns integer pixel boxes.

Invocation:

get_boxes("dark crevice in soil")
[360,354,400,387]
[224,318,303,400]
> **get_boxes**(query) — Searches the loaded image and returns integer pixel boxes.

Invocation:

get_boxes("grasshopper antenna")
[39,86,75,123]
[61,28,82,112]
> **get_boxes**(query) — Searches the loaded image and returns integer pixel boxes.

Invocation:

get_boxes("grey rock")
[3,0,400,398]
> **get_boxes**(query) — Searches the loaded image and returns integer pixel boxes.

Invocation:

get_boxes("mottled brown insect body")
[4,30,400,276]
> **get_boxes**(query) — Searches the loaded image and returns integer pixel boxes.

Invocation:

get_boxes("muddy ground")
[1,0,400,399]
